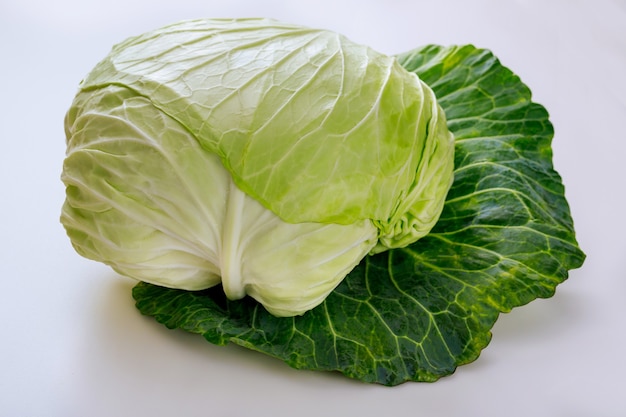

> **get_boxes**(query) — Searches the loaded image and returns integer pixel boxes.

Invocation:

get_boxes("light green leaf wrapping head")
[61,18,454,316]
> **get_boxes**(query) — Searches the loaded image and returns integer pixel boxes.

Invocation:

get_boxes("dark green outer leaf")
[132,45,585,385]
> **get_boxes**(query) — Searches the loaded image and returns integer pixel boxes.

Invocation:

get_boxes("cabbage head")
[61,18,454,316]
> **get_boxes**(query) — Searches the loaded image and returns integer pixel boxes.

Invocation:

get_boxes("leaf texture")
[132,45,585,385]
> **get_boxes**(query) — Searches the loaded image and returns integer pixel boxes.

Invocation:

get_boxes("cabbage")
[61,18,454,316]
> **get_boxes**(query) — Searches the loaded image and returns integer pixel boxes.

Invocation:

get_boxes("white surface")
[1,1,624,416]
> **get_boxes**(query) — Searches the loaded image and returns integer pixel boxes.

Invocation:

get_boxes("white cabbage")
[61,18,454,316]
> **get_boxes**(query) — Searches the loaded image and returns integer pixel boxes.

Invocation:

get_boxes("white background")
[1,1,624,416]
